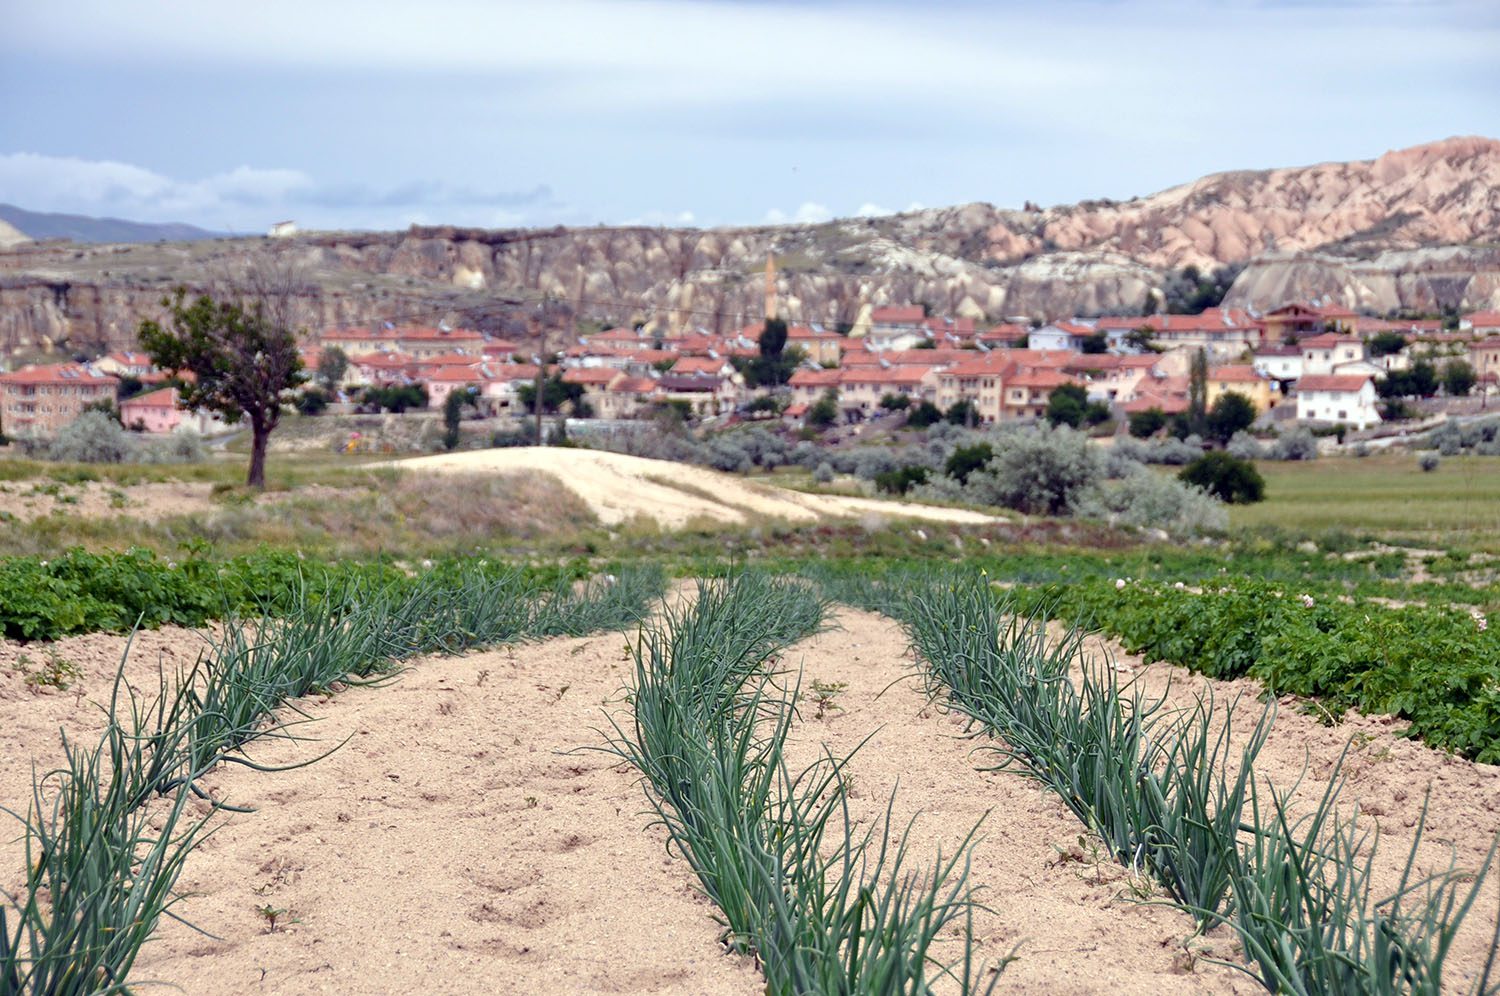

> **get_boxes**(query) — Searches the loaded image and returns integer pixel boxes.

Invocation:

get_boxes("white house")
[1027,321,1103,352]
[1253,345,1304,383]
[1301,333,1365,377]
[1295,374,1381,430]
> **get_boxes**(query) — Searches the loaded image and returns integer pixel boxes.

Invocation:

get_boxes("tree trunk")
[247,419,270,489]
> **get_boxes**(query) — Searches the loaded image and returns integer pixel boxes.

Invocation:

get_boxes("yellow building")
[1206,365,1278,414]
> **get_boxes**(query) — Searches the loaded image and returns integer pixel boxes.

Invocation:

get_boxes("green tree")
[807,390,839,429]
[734,318,805,388]
[945,399,979,426]
[138,286,303,489]
[1046,383,1089,428]
[1442,359,1477,397]
[905,400,943,429]
[1080,331,1109,354]
[517,375,584,414]
[879,393,911,411]
[1206,391,1257,444]
[1128,407,1166,438]
[316,346,350,392]
[874,465,929,495]
[1368,331,1408,358]
[442,387,477,451]
[944,442,993,485]
[1187,348,1208,434]
[1179,451,1265,504]
[1125,326,1158,353]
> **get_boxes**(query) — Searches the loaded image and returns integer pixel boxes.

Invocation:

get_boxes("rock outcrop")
[1,136,1498,360]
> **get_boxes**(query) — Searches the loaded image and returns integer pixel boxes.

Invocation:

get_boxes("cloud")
[855,203,894,218]
[0,152,560,231]
[764,202,833,225]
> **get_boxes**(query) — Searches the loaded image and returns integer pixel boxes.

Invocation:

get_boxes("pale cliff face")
[1,137,1498,359]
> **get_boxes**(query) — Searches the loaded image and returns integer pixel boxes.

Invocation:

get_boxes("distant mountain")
[0,204,230,244]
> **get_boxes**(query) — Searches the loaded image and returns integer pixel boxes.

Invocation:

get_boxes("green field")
[1232,453,1500,552]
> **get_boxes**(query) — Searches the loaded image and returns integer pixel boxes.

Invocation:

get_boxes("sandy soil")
[384,447,1002,529]
[0,479,218,522]
[3,604,1497,994]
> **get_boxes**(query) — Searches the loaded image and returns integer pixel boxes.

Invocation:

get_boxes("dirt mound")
[385,447,1000,529]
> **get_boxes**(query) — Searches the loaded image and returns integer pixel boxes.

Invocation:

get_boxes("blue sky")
[3,0,1497,233]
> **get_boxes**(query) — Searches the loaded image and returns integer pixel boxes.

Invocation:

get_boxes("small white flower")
[1115,578,1127,590]
[1173,581,1186,590]
[1474,610,1488,633]
[605,573,618,586]
[421,559,434,570]
[167,561,177,570]
[1301,594,1315,608]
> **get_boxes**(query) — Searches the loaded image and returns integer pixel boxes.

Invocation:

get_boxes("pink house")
[118,387,224,434]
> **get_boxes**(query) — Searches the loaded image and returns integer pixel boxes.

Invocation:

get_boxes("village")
[3,288,1497,449]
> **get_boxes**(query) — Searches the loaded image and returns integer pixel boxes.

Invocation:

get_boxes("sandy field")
[2,603,1497,994]
[0,479,219,522]
[386,447,1002,528]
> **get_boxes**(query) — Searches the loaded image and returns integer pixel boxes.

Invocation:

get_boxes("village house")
[1460,311,1500,335]
[1470,338,1500,392]
[1295,374,1381,429]
[935,356,1008,423]
[476,364,541,415]
[1252,344,1304,384]
[1260,303,1357,342]
[786,325,844,365]
[1002,368,1076,420]
[592,375,660,420]
[1027,321,1100,352]
[1062,354,1159,404]
[1120,374,1191,418]
[118,387,225,434]
[656,372,738,416]
[0,363,119,436]
[394,327,485,360]
[787,368,841,407]
[93,351,157,379]
[862,306,928,351]
[976,324,1029,348]
[1206,365,1279,414]
[837,366,940,416]
[1300,333,1366,377]
[424,365,486,409]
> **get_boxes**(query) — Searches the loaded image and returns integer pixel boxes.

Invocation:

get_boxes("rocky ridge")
[1,137,1497,359]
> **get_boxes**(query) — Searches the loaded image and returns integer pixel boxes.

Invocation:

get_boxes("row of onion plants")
[603,571,1004,994]
[2,565,665,994]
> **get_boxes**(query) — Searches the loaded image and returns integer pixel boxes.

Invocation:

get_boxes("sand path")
[384,446,1000,528]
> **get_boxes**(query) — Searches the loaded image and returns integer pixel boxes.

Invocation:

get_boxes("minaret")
[764,255,778,321]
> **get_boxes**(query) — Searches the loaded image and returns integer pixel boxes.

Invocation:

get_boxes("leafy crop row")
[2,565,665,993]
[604,573,1003,994]
[1010,578,1500,761]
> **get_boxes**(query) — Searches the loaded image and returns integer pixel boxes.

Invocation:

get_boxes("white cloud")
[0,152,557,231]
[764,203,832,226]
[855,202,894,218]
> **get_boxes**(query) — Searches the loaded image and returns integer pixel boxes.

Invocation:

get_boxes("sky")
[3,0,1498,234]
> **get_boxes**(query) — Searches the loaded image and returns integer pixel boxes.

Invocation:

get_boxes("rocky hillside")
[1,136,1497,360]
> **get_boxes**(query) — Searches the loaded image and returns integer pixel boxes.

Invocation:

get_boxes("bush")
[1179,451,1266,504]
[1128,407,1166,438]
[944,399,979,426]
[807,391,839,429]
[944,443,993,486]
[1269,427,1318,461]
[874,465,929,496]
[963,425,1103,515]
[812,461,835,484]
[1105,438,1148,477]
[1076,466,1228,536]
[1206,391,1257,444]
[905,401,944,429]
[42,411,137,463]
[1226,431,1266,460]
[1147,436,1201,465]
[1420,453,1440,472]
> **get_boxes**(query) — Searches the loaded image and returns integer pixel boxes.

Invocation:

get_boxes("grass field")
[1231,453,1500,552]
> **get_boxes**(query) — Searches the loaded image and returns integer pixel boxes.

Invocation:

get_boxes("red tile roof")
[0,363,118,387]
[870,305,926,325]
[1297,374,1372,392]
[560,367,620,386]
[1209,365,1263,382]
[120,387,178,409]
[789,369,841,387]
[1301,333,1361,349]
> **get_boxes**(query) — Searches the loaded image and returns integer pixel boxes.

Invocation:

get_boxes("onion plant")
[605,572,1003,994]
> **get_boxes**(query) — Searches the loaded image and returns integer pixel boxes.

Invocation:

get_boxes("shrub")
[904,401,944,429]
[1226,431,1266,460]
[944,443,993,485]
[964,424,1103,515]
[1128,407,1166,438]
[1420,453,1440,472]
[1105,438,1148,477]
[944,399,979,426]
[874,465,929,495]
[1206,391,1257,444]
[43,411,136,463]
[807,391,839,429]
[879,393,910,411]
[812,461,835,484]
[1147,436,1201,465]
[1076,467,1228,535]
[1269,427,1318,461]
[1179,451,1265,504]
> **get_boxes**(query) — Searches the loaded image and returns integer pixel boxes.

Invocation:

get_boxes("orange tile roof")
[0,363,117,387]
[120,387,178,408]
[560,367,620,386]
[1209,365,1262,382]
[789,369,841,387]
[1297,374,1372,392]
